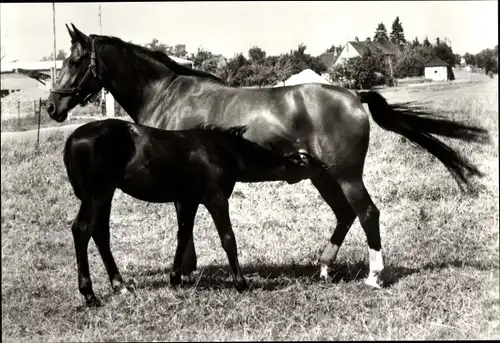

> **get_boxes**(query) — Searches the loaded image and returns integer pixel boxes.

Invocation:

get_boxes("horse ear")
[70,23,89,45]
[65,24,75,41]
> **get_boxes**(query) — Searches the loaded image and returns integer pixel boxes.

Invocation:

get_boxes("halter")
[50,35,101,106]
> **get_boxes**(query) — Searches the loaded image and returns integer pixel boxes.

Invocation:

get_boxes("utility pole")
[98,4,102,34]
[52,2,57,86]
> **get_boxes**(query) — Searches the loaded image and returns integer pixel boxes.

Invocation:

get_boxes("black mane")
[195,123,248,138]
[94,34,224,84]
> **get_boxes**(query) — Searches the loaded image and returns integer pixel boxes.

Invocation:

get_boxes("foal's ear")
[70,23,90,46]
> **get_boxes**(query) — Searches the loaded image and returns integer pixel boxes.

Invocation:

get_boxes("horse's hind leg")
[311,171,357,280]
[170,201,199,287]
[90,190,133,295]
[72,200,101,307]
[337,175,384,288]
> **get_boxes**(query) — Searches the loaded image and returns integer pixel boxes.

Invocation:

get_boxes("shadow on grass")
[128,258,494,292]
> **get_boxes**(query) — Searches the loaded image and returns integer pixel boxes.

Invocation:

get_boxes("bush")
[488,71,494,79]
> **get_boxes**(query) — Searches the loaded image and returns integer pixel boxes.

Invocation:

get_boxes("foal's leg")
[311,171,357,280]
[90,191,133,295]
[170,201,199,287]
[205,196,247,292]
[337,175,384,288]
[72,200,101,307]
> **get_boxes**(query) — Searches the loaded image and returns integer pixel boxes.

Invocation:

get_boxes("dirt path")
[1,123,87,142]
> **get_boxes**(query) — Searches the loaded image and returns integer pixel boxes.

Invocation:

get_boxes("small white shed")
[424,56,449,82]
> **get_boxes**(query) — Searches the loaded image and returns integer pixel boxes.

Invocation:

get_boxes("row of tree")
[39,15,497,89]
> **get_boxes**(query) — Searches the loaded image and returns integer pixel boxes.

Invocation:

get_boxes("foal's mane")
[195,123,248,138]
[94,34,224,84]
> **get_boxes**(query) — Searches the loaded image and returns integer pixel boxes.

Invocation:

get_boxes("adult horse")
[47,24,489,289]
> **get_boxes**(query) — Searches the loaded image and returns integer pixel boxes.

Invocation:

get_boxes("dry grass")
[1,79,498,341]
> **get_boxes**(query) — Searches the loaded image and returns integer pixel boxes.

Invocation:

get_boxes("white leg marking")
[320,263,332,281]
[365,249,384,288]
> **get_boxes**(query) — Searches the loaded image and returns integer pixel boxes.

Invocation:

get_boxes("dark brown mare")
[47,24,489,289]
[64,118,314,306]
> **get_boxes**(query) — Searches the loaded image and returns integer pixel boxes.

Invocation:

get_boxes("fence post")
[17,101,21,128]
[37,98,42,149]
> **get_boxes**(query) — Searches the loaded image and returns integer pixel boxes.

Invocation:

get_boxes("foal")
[64,118,318,306]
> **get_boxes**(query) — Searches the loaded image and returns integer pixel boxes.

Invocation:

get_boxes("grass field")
[1,78,498,341]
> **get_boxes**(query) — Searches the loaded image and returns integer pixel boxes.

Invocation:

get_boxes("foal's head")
[47,24,102,122]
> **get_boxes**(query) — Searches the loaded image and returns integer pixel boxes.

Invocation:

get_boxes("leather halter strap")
[50,35,100,106]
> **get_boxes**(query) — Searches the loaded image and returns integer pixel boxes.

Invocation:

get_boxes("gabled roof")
[319,52,339,68]
[348,39,400,56]
[424,56,449,67]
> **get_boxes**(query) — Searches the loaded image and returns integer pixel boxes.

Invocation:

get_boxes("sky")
[0,1,498,62]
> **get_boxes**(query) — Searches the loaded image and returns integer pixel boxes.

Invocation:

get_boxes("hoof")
[170,272,182,287]
[113,279,137,295]
[234,278,248,293]
[319,264,332,282]
[181,274,193,284]
[85,295,102,307]
[364,275,383,289]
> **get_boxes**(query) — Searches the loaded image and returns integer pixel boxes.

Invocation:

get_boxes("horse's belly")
[118,169,183,203]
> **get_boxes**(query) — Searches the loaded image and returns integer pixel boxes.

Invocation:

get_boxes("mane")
[195,123,248,138]
[94,34,224,84]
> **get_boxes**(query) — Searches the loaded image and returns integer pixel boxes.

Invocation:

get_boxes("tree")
[474,46,498,74]
[189,47,213,69]
[411,37,421,48]
[173,44,187,58]
[275,53,293,83]
[394,45,434,78]
[454,53,462,65]
[248,46,266,64]
[40,49,67,61]
[144,38,172,55]
[344,50,387,89]
[463,52,475,66]
[390,16,406,48]
[422,36,431,48]
[433,41,457,67]
[325,44,343,55]
[373,22,389,43]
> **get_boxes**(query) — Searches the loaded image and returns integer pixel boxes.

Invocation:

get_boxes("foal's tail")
[356,91,490,193]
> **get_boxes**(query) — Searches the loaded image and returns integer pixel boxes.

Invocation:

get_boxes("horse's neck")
[99,45,177,123]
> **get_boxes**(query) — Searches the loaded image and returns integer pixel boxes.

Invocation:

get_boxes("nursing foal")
[64,118,320,306]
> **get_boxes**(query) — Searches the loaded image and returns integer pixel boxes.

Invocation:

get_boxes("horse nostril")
[47,103,55,116]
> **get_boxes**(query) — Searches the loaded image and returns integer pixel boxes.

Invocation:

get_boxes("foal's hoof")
[170,272,182,287]
[234,278,248,293]
[85,295,102,308]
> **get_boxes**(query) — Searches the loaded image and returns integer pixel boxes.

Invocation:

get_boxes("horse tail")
[356,90,490,193]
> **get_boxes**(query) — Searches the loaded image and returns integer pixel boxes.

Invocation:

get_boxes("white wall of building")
[425,66,448,81]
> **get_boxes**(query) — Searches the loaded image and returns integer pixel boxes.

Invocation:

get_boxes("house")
[169,55,194,68]
[333,38,400,67]
[424,56,449,81]
[1,60,64,97]
[318,52,340,82]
